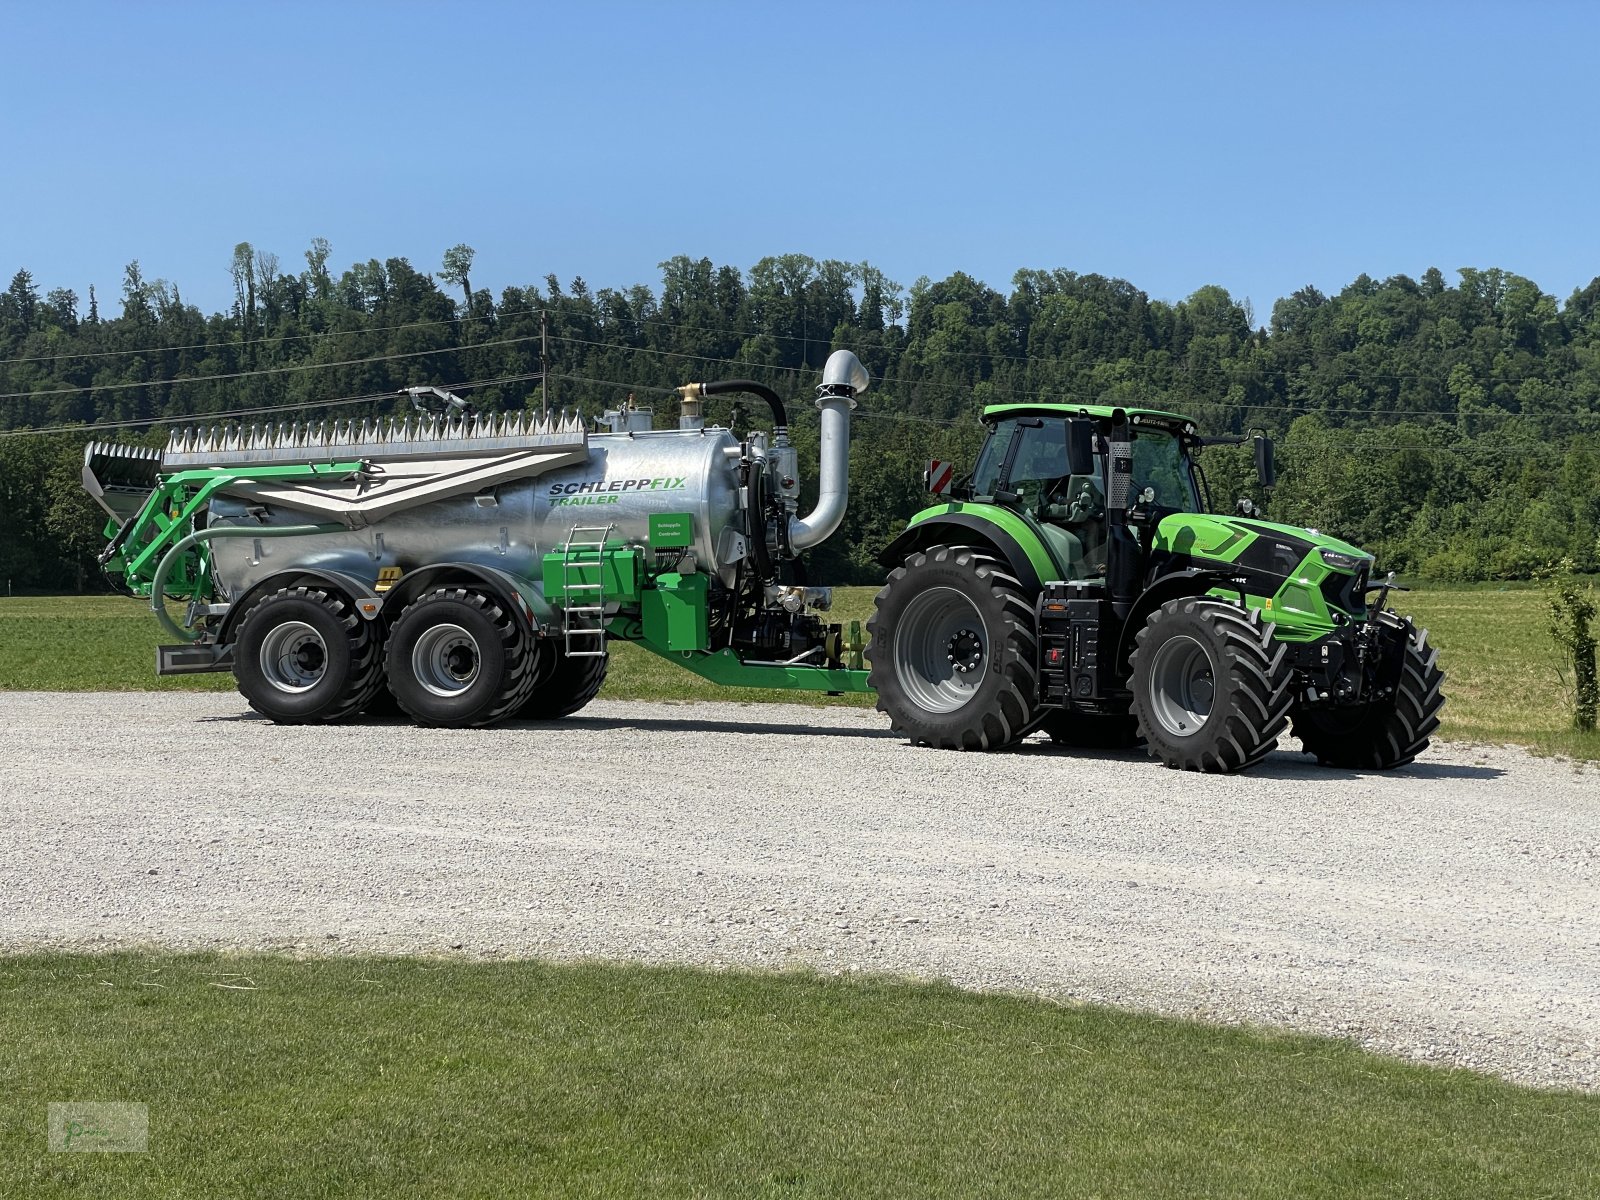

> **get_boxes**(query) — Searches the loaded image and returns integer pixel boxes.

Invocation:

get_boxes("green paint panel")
[648,512,695,550]
[635,640,873,693]
[903,502,1064,583]
[541,545,642,605]
[641,571,709,651]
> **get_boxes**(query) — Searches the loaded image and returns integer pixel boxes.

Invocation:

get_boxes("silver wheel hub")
[1147,634,1216,737]
[412,623,481,698]
[893,587,988,713]
[258,621,328,693]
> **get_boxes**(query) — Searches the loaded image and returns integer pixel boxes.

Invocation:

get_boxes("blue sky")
[3,1,1596,324]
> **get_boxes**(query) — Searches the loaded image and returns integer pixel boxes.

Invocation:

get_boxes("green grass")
[3,585,1596,757]
[1385,584,1600,759]
[5,953,1598,1198]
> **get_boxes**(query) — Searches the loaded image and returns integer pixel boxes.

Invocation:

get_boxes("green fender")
[877,502,1071,590]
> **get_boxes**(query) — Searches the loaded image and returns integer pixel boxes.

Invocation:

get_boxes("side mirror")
[1066,419,1096,476]
[1253,435,1276,489]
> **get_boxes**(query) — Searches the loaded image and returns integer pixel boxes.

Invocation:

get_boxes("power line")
[0,333,544,402]
[0,303,551,368]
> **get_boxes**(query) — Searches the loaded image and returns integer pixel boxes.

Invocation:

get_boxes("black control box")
[1038,580,1107,705]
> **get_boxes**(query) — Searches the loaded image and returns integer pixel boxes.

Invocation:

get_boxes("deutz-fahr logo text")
[548,476,687,507]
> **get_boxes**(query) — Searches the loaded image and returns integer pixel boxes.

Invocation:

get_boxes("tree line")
[1,242,1597,591]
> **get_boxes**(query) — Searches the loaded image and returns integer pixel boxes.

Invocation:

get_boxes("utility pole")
[540,309,549,418]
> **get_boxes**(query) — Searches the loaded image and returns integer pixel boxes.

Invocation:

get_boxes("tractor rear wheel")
[517,639,609,720]
[1130,599,1291,772]
[234,586,385,724]
[386,588,539,728]
[867,544,1040,751]
[1292,617,1445,769]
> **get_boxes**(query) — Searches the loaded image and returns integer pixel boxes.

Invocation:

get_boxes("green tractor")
[868,403,1446,772]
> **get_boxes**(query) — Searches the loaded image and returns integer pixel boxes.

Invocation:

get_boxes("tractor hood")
[1151,512,1376,636]
[1152,514,1371,573]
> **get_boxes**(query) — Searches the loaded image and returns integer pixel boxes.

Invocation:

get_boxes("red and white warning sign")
[926,459,954,495]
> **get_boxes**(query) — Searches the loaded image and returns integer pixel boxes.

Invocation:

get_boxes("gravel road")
[2,691,1595,1091]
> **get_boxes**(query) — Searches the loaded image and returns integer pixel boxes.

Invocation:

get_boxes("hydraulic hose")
[692,379,787,432]
[149,523,344,643]
[744,452,774,583]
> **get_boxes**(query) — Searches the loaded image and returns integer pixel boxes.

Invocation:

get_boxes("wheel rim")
[258,621,328,693]
[893,587,988,713]
[412,623,482,698]
[1146,635,1216,737]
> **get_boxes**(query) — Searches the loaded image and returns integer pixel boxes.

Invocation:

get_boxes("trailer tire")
[516,640,609,721]
[1130,599,1291,773]
[233,586,385,724]
[386,588,539,728]
[867,544,1040,751]
[1292,617,1445,769]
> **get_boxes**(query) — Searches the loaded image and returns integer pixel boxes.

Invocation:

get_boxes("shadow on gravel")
[188,709,1506,779]
[1218,753,1506,783]
[1014,741,1507,781]
[526,714,901,740]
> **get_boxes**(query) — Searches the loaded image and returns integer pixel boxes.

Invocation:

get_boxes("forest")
[1,242,1597,591]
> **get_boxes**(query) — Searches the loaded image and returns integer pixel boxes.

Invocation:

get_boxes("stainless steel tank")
[205,426,744,601]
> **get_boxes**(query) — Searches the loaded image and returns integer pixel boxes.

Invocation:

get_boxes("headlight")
[1320,549,1367,572]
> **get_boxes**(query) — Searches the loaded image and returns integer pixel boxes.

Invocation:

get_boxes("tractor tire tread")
[867,544,1040,751]
[1130,598,1292,773]
[1293,622,1446,769]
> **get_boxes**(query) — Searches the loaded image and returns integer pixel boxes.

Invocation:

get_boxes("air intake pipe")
[788,349,869,551]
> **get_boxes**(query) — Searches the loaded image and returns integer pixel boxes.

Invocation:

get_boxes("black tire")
[516,639,609,720]
[386,588,539,728]
[1130,599,1291,772]
[233,586,385,724]
[866,544,1040,751]
[1041,710,1144,750]
[1292,617,1445,769]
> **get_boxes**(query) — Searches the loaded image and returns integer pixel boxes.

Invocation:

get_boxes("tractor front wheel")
[1292,617,1445,769]
[866,544,1040,751]
[233,586,385,724]
[1129,599,1291,772]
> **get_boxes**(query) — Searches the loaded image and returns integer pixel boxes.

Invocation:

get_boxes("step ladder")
[559,524,614,658]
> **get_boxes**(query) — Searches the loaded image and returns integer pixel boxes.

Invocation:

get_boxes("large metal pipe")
[789,350,868,551]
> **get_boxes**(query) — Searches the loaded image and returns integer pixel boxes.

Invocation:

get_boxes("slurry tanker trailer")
[83,349,1445,773]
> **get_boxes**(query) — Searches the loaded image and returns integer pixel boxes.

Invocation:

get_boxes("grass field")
[3,585,1595,757]
[6,953,1598,1198]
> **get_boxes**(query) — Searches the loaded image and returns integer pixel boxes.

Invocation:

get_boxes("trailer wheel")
[1292,617,1445,769]
[1041,710,1144,750]
[233,586,384,724]
[516,639,608,721]
[386,588,539,728]
[867,544,1040,751]
[1129,599,1291,772]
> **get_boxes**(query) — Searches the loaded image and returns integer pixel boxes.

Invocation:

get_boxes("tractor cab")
[967,405,1203,578]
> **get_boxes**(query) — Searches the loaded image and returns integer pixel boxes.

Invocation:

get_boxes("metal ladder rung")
[559,523,615,660]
